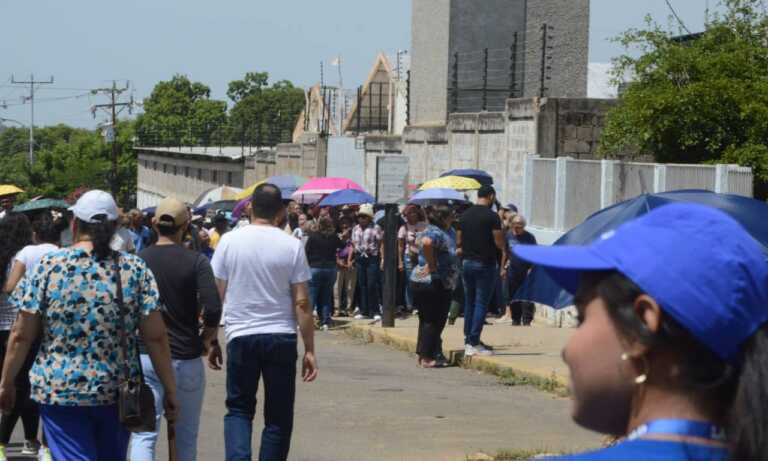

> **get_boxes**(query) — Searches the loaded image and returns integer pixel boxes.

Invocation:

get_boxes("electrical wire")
[665,0,692,34]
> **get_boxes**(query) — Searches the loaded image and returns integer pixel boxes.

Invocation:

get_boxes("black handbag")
[114,253,157,433]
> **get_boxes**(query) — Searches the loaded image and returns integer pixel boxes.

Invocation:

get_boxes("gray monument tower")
[410,0,590,126]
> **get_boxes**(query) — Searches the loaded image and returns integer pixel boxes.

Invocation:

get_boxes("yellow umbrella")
[0,185,24,197]
[236,180,267,201]
[419,176,481,191]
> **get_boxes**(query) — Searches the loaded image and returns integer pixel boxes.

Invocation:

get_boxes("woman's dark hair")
[76,216,117,261]
[578,271,768,460]
[426,205,453,229]
[32,213,60,244]
[0,213,33,286]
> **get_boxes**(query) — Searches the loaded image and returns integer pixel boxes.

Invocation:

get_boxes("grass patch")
[493,448,564,460]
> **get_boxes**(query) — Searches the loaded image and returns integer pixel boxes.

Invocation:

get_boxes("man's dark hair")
[478,185,496,198]
[251,183,284,220]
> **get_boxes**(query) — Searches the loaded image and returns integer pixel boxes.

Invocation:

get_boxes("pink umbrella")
[291,177,365,204]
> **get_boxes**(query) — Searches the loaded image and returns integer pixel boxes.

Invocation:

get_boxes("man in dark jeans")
[211,184,318,461]
[456,185,507,357]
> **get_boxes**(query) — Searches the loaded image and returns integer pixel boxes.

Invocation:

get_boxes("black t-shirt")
[458,205,502,264]
[138,244,222,360]
[305,232,343,268]
[507,230,537,275]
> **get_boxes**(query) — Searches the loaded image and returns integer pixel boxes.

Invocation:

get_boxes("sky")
[0,0,722,128]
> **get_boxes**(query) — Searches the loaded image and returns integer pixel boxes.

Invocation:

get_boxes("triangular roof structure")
[342,53,394,134]
[292,84,338,142]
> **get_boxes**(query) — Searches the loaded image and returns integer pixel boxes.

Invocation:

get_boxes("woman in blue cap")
[514,203,768,461]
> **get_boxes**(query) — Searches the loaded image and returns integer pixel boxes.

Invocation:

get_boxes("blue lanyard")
[627,419,726,442]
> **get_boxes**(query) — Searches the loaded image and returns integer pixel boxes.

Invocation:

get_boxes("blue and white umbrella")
[408,188,468,206]
[318,189,375,207]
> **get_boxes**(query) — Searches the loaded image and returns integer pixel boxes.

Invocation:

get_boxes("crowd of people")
[1,181,768,461]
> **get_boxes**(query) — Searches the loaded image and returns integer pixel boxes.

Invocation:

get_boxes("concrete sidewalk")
[345,316,574,394]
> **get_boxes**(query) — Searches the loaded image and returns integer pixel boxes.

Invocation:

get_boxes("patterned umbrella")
[440,169,494,186]
[193,186,243,208]
[418,176,481,191]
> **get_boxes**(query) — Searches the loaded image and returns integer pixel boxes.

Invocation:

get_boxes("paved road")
[5,331,600,460]
[154,330,601,461]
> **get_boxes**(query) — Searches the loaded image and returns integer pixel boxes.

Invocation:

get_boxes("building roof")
[135,146,249,162]
[342,53,394,133]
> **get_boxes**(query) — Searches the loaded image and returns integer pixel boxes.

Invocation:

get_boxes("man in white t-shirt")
[210,183,317,461]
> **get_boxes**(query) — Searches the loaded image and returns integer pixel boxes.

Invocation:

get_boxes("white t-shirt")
[211,224,311,342]
[110,227,136,253]
[14,243,60,277]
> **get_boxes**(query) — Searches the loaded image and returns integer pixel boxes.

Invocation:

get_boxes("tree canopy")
[598,0,768,196]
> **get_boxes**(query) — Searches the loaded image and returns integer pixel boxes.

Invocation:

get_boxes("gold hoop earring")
[620,353,648,384]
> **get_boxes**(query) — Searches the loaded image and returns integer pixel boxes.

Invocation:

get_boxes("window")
[212,170,218,183]
[227,172,233,185]
[197,169,202,181]
[163,164,167,174]
[173,165,178,175]
[153,161,158,170]
[185,166,190,178]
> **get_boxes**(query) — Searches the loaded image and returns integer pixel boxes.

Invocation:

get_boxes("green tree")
[136,74,227,146]
[228,73,305,146]
[598,0,768,197]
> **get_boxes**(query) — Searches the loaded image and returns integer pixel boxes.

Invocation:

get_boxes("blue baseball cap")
[514,203,768,362]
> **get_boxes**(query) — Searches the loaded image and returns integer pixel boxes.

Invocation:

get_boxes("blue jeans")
[309,267,337,326]
[403,256,415,309]
[462,260,496,346]
[225,334,298,461]
[130,355,206,461]
[356,255,381,317]
[41,404,129,461]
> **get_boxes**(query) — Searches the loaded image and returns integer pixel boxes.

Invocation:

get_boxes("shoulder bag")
[114,252,157,433]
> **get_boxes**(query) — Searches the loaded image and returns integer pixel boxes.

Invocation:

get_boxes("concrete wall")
[524,0,590,98]
[410,0,451,126]
[536,98,616,156]
[275,133,327,179]
[136,151,245,206]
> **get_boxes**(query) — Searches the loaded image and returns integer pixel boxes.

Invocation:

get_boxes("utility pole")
[10,74,54,165]
[91,81,133,200]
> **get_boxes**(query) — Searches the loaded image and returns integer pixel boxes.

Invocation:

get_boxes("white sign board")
[376,156,409,204]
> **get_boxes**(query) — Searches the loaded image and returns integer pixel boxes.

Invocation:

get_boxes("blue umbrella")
[142,206,156,215]
[516,190,768,309]
[409,188,468,205]
[440,169,494,186]
[318,189,375,207]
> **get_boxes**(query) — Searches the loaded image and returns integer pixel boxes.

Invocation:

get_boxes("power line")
[10,74,54,166]
[91,81,133,200]
[665,0,692,34]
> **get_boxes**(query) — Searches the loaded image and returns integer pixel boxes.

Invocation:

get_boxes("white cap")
[69,190,119,223]
[358,203,374,218]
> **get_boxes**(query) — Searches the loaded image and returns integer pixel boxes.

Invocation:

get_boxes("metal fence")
[523,157,754,232]
[136,120,294,150]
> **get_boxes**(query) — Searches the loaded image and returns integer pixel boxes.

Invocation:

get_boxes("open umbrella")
[192,200,237,216]
[440,169,493,186]
[408,188,468,206]
[0,185,23,197]
[237,175,308,201]
[419,176,481,191]
[13,198,70,213]
[319,189,375,207]
[193,186,243,208]
[516,190,768,309]
[292,177,364,204]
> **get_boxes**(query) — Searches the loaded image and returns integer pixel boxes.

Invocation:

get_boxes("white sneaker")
[374,315,382,321]
[474,344,493,356]
[354,314,364,320]
[321,325,329,331]
[353,308,360,315]
[22,441,39,456]
[312,310,318,318]
[465,344,477,356]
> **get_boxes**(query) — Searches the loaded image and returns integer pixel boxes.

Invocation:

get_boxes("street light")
[0,117,25,127]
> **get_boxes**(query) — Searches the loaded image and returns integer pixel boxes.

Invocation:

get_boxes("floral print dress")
[18,248,159,407]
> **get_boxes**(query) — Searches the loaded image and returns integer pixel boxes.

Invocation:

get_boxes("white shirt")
[211,224,311,342]
[14,243,60,277]
[110,227,135,252]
